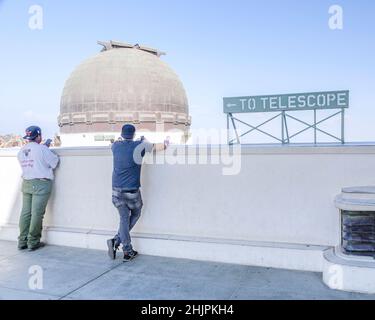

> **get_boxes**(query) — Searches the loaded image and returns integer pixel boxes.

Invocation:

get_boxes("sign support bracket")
[224,90,349,145]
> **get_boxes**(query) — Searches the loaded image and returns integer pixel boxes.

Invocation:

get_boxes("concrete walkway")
[0,240,374,300]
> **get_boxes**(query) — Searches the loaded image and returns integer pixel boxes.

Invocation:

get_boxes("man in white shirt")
[17,126,59,251]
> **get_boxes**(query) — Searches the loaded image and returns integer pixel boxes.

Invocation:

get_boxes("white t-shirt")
[17,142,59,180]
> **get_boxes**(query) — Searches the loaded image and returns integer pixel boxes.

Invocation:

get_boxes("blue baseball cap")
[23,126,42,140]
[121,124,136,139]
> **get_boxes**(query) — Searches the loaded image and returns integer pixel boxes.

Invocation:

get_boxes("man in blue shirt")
[107,124,168,261]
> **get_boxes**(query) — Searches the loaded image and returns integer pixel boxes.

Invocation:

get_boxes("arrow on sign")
[226,104,237,108]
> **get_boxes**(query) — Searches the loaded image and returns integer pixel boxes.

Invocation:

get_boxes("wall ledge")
[2,143,375,158]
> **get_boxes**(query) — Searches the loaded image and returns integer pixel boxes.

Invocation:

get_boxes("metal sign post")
[224,90,349,145]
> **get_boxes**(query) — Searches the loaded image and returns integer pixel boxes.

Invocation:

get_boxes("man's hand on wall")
[153,137,170,152]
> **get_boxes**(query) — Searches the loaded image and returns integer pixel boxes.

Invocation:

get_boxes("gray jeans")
[112,188,143,253]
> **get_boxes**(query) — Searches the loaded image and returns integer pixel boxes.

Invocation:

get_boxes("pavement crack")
[58,262,123,300]
[228,267,250,300]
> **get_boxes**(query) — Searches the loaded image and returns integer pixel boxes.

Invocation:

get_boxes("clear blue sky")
[0,0,374,142]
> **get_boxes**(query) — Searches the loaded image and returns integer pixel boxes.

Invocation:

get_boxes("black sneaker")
[28,242,46,251]
[123,250,138,262]
[18,244,27,250]
[107,239,117,260]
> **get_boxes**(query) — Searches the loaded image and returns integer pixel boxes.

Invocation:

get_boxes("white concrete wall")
[1,144,375,271]
[60,130,186,146]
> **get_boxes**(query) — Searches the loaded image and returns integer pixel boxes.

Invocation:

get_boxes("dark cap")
[121,124,136,139]
[23,126,42,140]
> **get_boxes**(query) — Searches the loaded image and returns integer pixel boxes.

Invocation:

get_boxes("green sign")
[223,90,349,114]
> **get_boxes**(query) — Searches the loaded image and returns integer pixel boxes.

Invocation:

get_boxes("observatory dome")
[58,41,191,144]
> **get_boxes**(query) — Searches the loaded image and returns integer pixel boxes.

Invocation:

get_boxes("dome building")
[58,40,191,146]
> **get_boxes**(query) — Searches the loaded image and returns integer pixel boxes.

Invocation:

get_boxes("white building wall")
[1,145,375,271]
[60,131,187,147]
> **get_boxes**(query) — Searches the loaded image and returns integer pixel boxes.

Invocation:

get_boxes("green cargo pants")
[18,179,52,248]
